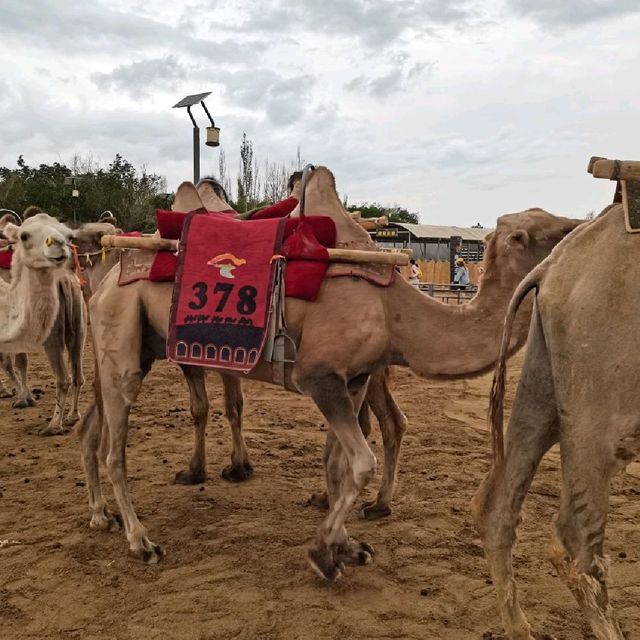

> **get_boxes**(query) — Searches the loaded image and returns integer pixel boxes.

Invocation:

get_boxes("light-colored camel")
[472,202,637,640]
[0,212,87,434]
[79,168,580,579]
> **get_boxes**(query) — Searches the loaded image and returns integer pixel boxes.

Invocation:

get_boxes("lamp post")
[64,176,82,223]
[173,92,220,184]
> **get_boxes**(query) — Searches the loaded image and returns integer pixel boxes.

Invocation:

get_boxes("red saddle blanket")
[168,213,287,372]
[0,250,12,270]
[119,209,337,302]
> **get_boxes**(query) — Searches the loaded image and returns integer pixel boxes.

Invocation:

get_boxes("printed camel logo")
[207,253,247,279]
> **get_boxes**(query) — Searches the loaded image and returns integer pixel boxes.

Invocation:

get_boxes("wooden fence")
[401,260,483,285]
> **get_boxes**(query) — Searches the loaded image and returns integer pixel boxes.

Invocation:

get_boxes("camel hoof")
[13,395,36,409]
[221,462,253,483]
[337,539,375,566]
[130,541,165,565]
[174,469,207,485]
[307,546,343,583]
[90,510,122,532]
[306,492,329,510]
[64,413,80,426]
[360,501,392,520]
[37,424,68,437]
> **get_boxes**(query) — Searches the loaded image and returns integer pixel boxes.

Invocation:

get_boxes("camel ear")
[2,222,19,242]
[506,230,529,248]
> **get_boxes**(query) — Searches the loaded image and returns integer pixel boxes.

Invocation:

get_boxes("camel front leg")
[78,401,121,532]
[64,292,86,426]
[175,365,209,484]
[220,374,253,482]
[303,373,377,582]
[307,401,371,511]
[39,334,70,436]
[361,369,407,520]
[0,353,18,398]
[12,353,35,408]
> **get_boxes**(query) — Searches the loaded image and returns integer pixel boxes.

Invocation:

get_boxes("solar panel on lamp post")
[172,92,220,184]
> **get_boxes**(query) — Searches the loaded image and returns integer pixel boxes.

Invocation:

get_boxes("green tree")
[0,154,166,230]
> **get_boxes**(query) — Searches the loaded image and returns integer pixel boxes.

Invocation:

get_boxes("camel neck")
[0,260,62,350]
[387,272,532,379]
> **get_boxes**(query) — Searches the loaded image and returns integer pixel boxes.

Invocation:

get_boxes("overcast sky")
[1,0,639,226]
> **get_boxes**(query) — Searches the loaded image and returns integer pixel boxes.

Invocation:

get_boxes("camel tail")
[489,266,544,463]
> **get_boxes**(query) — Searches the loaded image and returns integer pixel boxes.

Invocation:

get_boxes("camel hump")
[172,182,204,213]
[196,181,233,213]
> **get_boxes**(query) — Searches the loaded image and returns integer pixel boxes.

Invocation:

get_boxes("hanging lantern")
[206,126,220,147]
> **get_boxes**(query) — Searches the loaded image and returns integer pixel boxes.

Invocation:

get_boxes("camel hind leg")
[472,311,558,640]
[174,365,209,485]
[361,369,407,520]
[220,374,253,482]
[548,428,633,639]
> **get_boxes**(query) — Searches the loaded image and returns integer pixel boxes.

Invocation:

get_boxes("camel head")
[73,222,118,255]
[481,208,583,283]
[2,213,74,270]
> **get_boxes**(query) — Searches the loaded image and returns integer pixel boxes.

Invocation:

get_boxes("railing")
[416,282,478,304]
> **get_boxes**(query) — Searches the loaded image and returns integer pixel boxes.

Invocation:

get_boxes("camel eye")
[20,232,30,242]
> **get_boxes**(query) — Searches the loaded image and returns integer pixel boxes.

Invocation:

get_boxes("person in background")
[408,258,422,286]
[453,257,470,289]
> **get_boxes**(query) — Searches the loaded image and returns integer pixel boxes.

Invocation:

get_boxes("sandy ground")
[1,346,639,640]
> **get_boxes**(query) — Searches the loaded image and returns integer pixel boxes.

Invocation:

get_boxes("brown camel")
[0,211,87,434]
[73,222,121,299]
[79,168,580,579]
[472,202,637,640]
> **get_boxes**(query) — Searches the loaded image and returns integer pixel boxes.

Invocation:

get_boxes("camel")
[472,202,639,640]
[79,168,581,579]
[0,211,87,435]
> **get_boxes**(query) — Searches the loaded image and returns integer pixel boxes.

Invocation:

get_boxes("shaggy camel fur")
[79,169,580,579]
[472,203,637,640]
[0,212,86,434]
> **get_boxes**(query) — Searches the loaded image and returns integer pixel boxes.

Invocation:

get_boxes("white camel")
[0,212,85,434]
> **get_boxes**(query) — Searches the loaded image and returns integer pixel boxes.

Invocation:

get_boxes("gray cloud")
[91,56,187,98]
[508,0,640,26]
[346,61,433,98]
[205,0,476,47]
[215,70,317,126]
[0,0,266,62]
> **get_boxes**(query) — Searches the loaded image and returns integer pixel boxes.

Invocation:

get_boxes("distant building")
[372,222,493,262]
